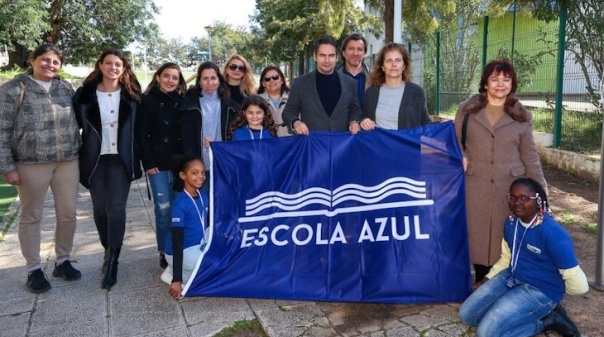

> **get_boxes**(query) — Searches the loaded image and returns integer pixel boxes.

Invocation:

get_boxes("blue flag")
[183,121,472,303]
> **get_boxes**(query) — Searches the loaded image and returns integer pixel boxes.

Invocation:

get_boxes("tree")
[187,21,255,68]
[147,38,190,68]
[0,0,159,68]
[510,0,603,108]
[253,0,380,75]
[0,0,49,68]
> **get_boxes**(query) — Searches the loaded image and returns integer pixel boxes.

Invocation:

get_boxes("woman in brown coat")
[454,59,546,284]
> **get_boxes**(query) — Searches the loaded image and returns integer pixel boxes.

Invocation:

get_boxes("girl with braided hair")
[459,177,588,337]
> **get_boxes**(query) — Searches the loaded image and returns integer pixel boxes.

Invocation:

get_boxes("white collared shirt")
[96,89,121,155]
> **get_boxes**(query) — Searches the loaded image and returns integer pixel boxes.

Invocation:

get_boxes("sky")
[153,0,257,42]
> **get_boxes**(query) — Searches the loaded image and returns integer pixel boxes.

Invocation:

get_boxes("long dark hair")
[465,59,527,122]
[144,62,187,96]
[84,49,142,101]
[257,65,289,95]
[188,61,229,99]
[26,44,64,76]
[228,95,276,139]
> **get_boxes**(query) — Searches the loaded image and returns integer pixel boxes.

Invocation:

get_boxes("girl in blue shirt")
[160,154,208,300]
[459,177,588,337]
[228,95,277,141]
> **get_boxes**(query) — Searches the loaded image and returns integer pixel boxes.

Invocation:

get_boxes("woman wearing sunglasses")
[222,54,255,105]
[257,65,291,136]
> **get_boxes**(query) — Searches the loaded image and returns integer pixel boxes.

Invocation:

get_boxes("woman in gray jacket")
[360,43,430,131]
[0,44,82,293]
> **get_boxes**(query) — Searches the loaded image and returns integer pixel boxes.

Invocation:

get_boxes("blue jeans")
[89,155,131,249]
[148,170,175,252]
[459,270,555,337]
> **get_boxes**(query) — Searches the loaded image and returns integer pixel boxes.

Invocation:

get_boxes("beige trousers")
[16,159,79,271]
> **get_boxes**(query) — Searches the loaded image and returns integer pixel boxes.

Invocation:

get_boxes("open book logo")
[238,177,434,223]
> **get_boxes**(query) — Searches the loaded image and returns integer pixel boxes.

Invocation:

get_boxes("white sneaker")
[160,268,172,285]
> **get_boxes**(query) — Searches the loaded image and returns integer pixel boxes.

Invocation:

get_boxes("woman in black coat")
[73,49,142,290]
[138,62,187,269]
[179,61,238,195]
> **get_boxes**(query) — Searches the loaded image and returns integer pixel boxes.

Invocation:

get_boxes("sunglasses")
[228,64,245,71]
[263,75,280,82]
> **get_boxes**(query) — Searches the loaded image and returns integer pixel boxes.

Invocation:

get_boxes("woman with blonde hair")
[222,54,255,105]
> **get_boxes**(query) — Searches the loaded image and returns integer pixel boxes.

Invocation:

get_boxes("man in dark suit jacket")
[282,35,362,135]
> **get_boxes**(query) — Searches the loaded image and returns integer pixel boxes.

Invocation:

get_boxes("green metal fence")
[416,6,602,154]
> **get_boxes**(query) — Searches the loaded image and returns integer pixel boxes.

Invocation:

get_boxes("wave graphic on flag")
[238,177,434,223]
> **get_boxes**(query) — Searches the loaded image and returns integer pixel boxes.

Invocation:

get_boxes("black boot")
[101,249,110,274]
[541,304,581,337]
[101,247,121,290]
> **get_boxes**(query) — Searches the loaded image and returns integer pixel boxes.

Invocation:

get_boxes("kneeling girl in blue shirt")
[459,177,588,337]
[161,154,208,300]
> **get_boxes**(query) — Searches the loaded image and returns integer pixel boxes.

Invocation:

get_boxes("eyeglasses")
[228,64,245,72]
[506,194,537,203]
[263,75,280,82]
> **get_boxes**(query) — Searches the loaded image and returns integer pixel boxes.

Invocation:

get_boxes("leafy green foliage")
[0,0,48,50]
[0,0,160,68]
[252,0,380,65]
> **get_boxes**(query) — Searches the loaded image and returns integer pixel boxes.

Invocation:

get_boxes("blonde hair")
[222,54,256,97]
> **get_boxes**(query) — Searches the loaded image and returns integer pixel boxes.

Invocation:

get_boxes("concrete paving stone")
[256,302,336,337]
[0,264,52,300]
[28,317,108,337]
[0,296,34,316]
[0,312,29,337]
[434,322,472,336]
[381,326,421,337]
[0,273,38,301]
[30,281,106,331]
[400,313,450,332]
[180,296,255,326]
[129,325,190,337]
[420,304,461,322]
[247,298,308,311]
[109,286,184,336]
[107,256,164,294]
[423,329,456,337]
[0,238,22,259]
[0,256,27,280]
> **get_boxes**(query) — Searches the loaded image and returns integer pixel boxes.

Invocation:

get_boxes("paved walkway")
[0,179,531,337]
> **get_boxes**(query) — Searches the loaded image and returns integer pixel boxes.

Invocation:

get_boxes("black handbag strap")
[461,113,470,151]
